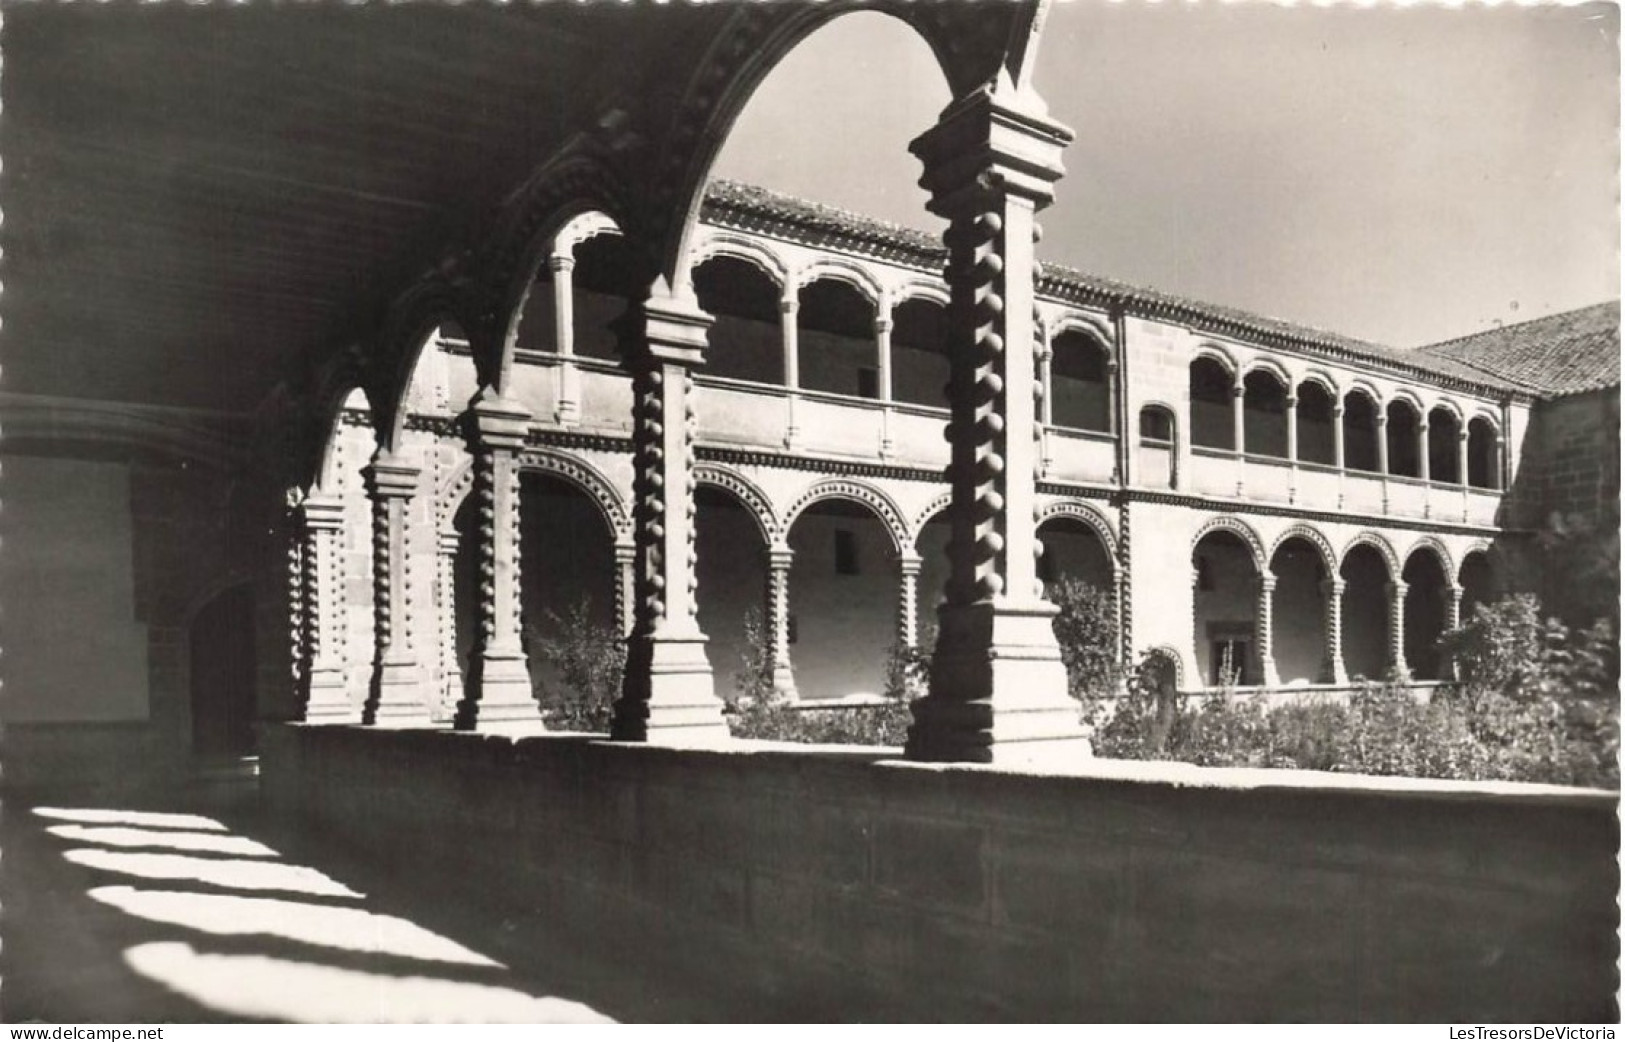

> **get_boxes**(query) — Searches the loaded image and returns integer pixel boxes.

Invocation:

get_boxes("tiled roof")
[702,180,1616,400]
[1413,302,1621,397]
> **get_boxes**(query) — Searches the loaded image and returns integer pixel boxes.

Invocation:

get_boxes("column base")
[612,633,730,743]
[455,647,541,729]
[770,663,798,700]
[906,601,1091,764]
[302,669,359,724]
[364,657,432,727]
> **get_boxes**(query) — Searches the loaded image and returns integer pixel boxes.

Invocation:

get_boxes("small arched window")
[1139,405,1175,445]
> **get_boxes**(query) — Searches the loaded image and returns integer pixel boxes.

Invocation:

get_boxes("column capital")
[909,85,1073,215]
[436,529,462,555]
[766,546,796,570]
[1320,577,1347,596]
[300,495,346,530]
[779,294,799,316]
[1447,583,1465,598]
[363,453,420,499]
[547,252,575,275]
[1232,382,1246,398]
[895,551,924,575]
[1258,574,1277,594]
[1386,580,1409,598]
[469,389,533,449]
[1458,428,1471,443]
[620,287,713,369]
[614,540,637,564]
[1285,394,1299,408]
[874,315,894,335]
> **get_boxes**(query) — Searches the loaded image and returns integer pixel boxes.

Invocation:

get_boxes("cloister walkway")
[0,775,791,1023]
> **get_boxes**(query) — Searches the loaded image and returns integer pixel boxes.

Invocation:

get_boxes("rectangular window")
[1139,408,1173,443]
[834,529,859,576]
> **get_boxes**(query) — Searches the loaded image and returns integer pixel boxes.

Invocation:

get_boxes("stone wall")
[262,724,1619,1022]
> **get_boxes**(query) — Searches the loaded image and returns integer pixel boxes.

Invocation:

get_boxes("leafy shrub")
[1085,593,1619,789]
[726,609,916,746]
[527,598,624,733]
[1049,576,1121,725]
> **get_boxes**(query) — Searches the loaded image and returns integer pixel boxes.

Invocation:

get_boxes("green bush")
[726,609,915,746]
[527,598,624,733]
[1084,593,1619,788]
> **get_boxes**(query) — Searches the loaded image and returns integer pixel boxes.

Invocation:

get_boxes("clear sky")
[711,2,1619,350]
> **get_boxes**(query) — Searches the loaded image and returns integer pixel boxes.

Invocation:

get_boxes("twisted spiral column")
[611,289,728,743]
[1257,574,1281,688]
[1386,579,1411,679]
[765,547,797,698]
[1320,577,1348,685]
[895,552,923,653]
[362,453,430,725]
[904,85,1086,763]
[455,392,540,728]
[300,495,355,720]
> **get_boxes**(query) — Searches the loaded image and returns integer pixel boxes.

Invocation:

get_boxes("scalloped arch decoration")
[1269,524,1338,575]
[1340,531,1401,578]
[517,449,632,543]
[689,230,790,290]
[694,463,784,547]
[1402,535,1455,579]
[1191,514,1267,570]
[794,258,885,306]
[910,490,954,547]
[784,478,908,555]
[892,279,950,309]
[1036,500,1120,573]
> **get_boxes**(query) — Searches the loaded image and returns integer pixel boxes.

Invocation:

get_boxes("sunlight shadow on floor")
[123,942,615,1024]
[45,825,279,858]
[63,849,362,900]
[33,808,230,832]
[87,886,499,967]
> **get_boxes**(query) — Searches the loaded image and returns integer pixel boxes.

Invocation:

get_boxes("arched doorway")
[190,584,257,758]
[892,296,949,409]
[1387,399,1422,478]
[1467,417,1501,489]
[1192,530,1259,686]
[1343,390,1382,473]
[787,498,899,699]
[1050,329,1111,432]
[1269,538,1329,684]
[518,474,619,720]
[695,485,771,697]
[1242,368,1290,459]
[1296,381,1336,466]
[1460,550,1498,620]
[798,277,878,399]
[1189,357,1235,451]
[1340,543,1392,681]
[1428,406,1462,484]
[1403,547,1450,680]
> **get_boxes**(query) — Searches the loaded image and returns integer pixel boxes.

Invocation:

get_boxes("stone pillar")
[1332,402,1346,469]
[904,85,1087,763]
[1105,359,1121,440]
[1257,574,1280,688]
[1286,392,1300,502]
[363,454,430,725]
[1418,419,1431,482]
[298,495,355,721]
[1377,412,1391,513]
[613,541,636,638]
[1320,577,1348,685]
[1386,580,1410,679]
[781,294,801,449]
[454,392,541,728]
[550,252,580,426]
[435,528,463,720]
[876,313,896,458]
[1232,379,1246,454]
[896,552,923,650]
[1444,581,1465,679]
[1457,429,1471,486]
[1037,340,1055,476]
[611,289,730,742]
[765,547,797,698]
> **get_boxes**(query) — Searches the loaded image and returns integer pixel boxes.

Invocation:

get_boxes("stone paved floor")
[1,777,773,1023]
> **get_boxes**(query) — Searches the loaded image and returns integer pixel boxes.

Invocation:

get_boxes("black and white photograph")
[0,0,1618,1025]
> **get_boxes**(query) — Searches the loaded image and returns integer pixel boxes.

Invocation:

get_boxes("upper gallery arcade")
[2,3,1615,784]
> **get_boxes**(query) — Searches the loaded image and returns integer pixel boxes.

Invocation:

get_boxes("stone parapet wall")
[262,724,1618,1022]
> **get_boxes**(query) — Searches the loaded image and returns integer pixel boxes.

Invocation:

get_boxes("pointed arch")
[1240,357,1292,388]
[694,463,784,547]
[784,478,908,555]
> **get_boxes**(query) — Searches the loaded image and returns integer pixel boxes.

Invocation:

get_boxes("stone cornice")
[1095,484,1518,539]
[0,392,250,472]
[695,444,945,484]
